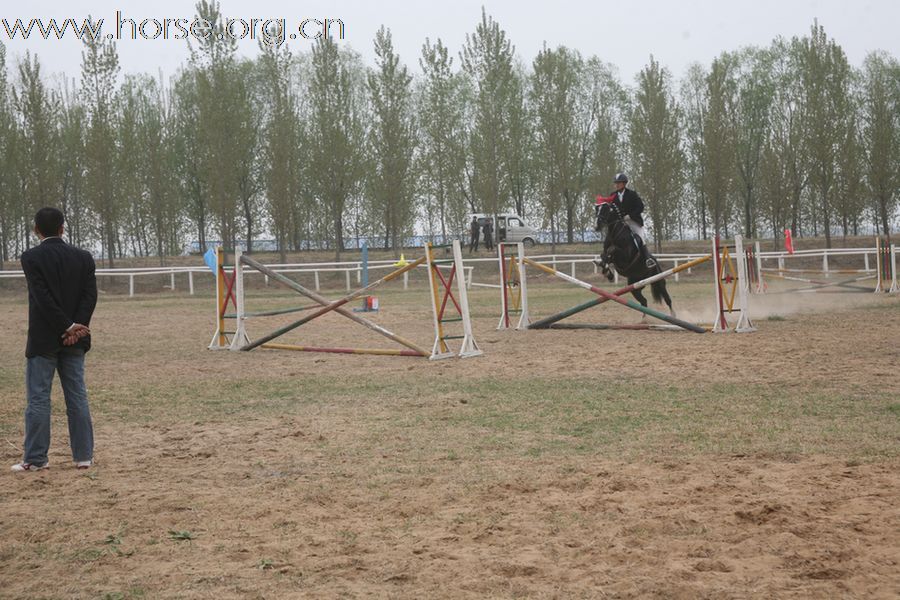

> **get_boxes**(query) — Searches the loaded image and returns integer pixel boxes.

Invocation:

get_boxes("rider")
[610,172,655,268]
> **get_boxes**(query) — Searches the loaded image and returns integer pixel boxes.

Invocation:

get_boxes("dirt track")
[1,280,898,598]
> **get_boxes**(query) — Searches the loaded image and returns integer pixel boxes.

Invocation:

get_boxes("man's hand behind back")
[62,323,90,346]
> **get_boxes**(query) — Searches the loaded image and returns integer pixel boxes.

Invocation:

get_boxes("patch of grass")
[257,558,275,570]
[167,530,195,541]
[767,314,787,321]
[78,366,900,460]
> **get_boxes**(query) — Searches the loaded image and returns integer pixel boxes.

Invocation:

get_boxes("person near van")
[611,172,655,268]
[482,218,494,251]
[12,207,97,472]
[469,216,480,253]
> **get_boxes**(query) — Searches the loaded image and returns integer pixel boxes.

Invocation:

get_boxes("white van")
[468,213,539,247]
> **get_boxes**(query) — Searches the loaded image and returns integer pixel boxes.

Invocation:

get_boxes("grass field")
[1,265,898,598]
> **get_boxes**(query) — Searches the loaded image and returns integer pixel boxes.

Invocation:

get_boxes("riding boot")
[641,244,656,269]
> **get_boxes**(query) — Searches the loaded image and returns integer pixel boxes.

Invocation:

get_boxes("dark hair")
[34,207,65,237]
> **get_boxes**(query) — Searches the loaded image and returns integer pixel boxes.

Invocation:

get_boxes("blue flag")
[203,247,218,273]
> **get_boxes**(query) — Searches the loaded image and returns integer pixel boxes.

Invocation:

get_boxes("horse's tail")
[650,279,665,304]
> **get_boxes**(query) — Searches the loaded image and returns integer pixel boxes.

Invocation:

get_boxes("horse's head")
[594,197,615,232]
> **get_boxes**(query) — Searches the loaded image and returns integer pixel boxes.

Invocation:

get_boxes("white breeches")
[624,217,646,243]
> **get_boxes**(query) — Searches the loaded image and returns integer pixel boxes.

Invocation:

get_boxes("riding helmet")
[613,172,629,183]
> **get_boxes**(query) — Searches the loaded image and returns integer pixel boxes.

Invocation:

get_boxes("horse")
[593,200,675,316]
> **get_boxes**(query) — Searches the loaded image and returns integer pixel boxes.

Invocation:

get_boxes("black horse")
[594,201,675,316]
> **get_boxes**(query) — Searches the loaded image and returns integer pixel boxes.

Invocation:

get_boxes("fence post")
[129,274,134,297]
[189,270,194,295]
[674,260,680,282]
[170,271,175,291]
[823,252,829,276]
[314,270,320,291]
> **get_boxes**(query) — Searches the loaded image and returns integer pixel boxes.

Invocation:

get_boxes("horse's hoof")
[605,272,614,282]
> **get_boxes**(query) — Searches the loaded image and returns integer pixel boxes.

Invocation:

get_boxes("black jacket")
[613,188,645,227]
[21,238,97,358]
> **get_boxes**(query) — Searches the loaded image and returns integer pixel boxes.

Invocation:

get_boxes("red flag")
[784,229,794,254]
[595,193,615,205]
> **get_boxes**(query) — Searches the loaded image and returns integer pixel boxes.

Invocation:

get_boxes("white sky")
[4,0,898,84]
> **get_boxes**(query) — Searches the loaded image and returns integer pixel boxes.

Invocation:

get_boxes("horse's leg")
[631,282,649,323]
[656,280,676,317]
[594,249,615,282]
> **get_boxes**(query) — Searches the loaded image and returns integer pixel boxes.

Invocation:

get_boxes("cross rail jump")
[208,240,481,359]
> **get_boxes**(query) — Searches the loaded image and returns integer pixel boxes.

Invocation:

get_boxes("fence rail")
[0,245,887,297]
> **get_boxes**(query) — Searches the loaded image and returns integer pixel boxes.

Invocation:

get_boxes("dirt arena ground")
[1,264,898,599]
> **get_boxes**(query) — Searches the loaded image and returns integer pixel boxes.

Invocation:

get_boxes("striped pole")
[426,243,452,359]
[499,243,511,329]
[754,241,766,293]
[547,323,693,332]
[891,244,898,294]
[207,247,229,350]
[712,236,729,333]
[523,257,707,333]
[238,254,428,356]
[875,237,884,293]
[261,343,425,357]
[528,255,711,330]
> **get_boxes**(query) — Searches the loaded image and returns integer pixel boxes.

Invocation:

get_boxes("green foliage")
[797,20,853,247]
[0,16,896,263]
[366,27,416,252]
[418,38,470,239]
[631,56,684,250]
[460,9,517,217]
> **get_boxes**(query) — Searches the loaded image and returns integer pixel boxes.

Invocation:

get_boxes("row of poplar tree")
[0,4,898,267]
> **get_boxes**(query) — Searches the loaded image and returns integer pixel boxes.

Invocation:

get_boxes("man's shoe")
[75,460,93,469]
[11,462,49,472]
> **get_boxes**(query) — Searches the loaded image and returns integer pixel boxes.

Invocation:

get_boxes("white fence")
[0,244,889,297]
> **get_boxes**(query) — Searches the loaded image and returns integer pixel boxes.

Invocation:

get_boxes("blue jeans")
[23,347,93,465]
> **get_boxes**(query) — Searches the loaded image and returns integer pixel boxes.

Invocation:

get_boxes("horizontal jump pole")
[548,323,693,332]
[238,255,428,356]
[261,343,425,357]
[765,272,875,287]
[761,268,872,275]
[223,304,318,319]
[527,255,711,330]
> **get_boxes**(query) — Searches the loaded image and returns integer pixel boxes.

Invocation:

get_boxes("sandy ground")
[1,274,898,599]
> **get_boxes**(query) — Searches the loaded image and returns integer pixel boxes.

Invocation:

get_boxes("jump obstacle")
[746,237,897,295]
[495,236,755,334]
[208,240,481,359]
[874,237,898,294]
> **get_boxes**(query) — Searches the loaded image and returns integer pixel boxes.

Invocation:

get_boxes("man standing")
[482,218,494,252]
[469,216,480,253]
[611,172,655,267]
[12,208,97,472]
